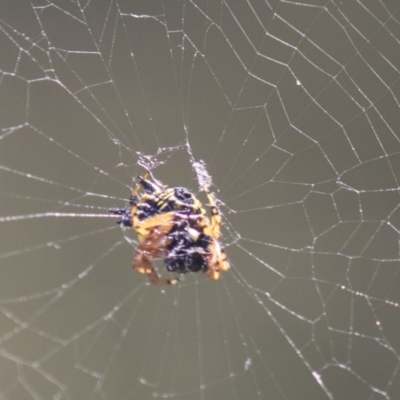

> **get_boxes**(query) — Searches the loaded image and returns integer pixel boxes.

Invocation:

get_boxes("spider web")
[1,1,400,399]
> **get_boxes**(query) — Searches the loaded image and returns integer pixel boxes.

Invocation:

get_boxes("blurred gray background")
[1,1,400,399]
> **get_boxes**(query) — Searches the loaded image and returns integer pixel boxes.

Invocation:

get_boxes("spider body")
[110,172,229,285]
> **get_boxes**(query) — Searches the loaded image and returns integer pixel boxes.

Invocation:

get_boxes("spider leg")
[134,252,179,285]
[133,212,177,242]
[205,251,220,280]
[205,242,230,281]
[133,227,179,285]
[203,186,221,240]
[219,248,230,271]
[131,171,150,197]
[202,187,230,275]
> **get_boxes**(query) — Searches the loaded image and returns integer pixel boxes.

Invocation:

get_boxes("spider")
[110,171,230,285]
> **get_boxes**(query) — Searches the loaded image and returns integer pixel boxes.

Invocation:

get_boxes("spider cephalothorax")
[110,171,230,285]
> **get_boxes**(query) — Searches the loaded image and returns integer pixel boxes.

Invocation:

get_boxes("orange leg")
[133,227,179,285]
[205,259,220,280]
[133,212,177,243]
[134,251,179,285]
[204,242,230,280]
[203,186,221,240]
[219,248,230,271]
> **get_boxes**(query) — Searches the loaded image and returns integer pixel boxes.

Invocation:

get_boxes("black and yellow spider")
[110,172,230,285]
